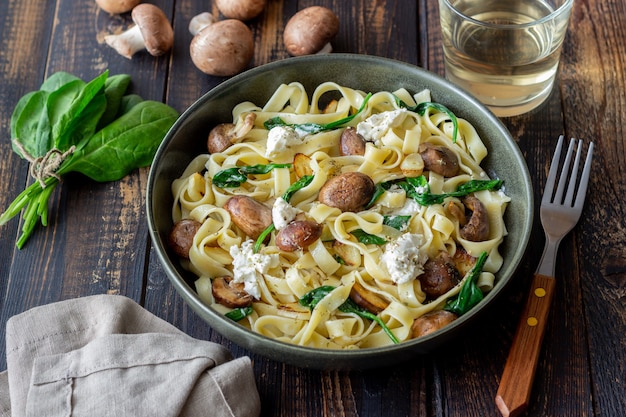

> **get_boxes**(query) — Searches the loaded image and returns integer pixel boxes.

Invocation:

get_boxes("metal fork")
[495,135,594,417]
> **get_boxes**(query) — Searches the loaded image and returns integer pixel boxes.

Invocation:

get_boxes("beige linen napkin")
[0,295,260,417]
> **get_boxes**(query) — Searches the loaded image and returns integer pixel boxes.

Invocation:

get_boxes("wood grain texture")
[1,0,625,416]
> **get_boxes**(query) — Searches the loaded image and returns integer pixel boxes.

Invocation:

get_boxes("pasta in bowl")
[147,54,532,369]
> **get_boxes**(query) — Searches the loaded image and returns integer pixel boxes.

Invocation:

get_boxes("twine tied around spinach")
[12,139,75,188]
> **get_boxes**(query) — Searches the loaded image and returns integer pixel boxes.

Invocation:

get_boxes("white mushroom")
[283,6,339,56]
[104,4,174,59]
[215,0,266,21]
[189,13,254,76]
[95,0,140,15]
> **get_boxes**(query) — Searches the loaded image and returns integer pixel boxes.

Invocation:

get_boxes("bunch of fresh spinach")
[0,70,179,248]
[299,285,400,344]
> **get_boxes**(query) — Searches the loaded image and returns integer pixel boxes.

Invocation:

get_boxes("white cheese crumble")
[229,240,278,299]
[381,233,428,285]
[356,109,408,145]
[265,125,303,159]
[272,197,301,230]
[389,198,422,216]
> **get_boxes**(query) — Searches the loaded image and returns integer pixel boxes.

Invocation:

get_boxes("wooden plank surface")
[1,0,625,416]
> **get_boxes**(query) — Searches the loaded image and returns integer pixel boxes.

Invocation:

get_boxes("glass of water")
[438,0,574,117]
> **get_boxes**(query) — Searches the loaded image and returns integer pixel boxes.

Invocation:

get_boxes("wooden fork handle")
[495,274,556,417]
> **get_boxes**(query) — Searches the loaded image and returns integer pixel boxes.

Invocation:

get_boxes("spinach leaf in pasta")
[264,93,372,135]
[213,163,292,188]
[444,251,487,316]
[370,176,503,207]
[225,305,254,321]
[394,96,458,143]
[299,286,400,344]
[350,229,387,245]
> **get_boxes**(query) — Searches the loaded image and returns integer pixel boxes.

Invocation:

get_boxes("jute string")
[12,140,75,188]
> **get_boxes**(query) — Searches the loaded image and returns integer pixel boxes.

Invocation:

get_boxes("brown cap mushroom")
[95,0,141,15]
[215,0,266,21]
[104,4,174,59]
[189,14,254,76]
[283,6,339,56]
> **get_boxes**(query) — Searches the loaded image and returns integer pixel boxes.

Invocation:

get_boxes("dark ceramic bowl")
[147,54,533,370]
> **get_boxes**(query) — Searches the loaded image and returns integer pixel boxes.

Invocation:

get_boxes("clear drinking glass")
[438,0,574,117]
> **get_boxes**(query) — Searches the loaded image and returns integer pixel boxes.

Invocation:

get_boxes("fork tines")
[542,135,594,208]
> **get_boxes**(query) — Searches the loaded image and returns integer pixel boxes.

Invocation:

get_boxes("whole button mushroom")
[189,13,255,76]
[283,6,340,56]
[215,0,266,21]
[104,4,174,59]
[95,0,140,15]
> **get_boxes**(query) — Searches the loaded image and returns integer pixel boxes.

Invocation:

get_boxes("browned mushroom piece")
[459,195,490,242]
[339,127,366,156]
[318,171,375,212]
[275,220,323,252]
[419,142,460,177]
[168,218,202,259]
[212,276,254,308]
[189,14,254,76]
[411,310,458,338]
[451,246,477,277]
[104,4,174,59]
[215,0,266,21]
[207,113,257,154]
[417,256,461,299]
[349,282,389,315]
[96,0,140,15]
[224,195,273,240]
[283,6,340,56]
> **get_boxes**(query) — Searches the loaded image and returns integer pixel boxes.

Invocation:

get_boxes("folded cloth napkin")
[0,295,261,417]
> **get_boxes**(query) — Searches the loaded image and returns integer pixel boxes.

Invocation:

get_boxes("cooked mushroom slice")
[189,14,254,76]
[459,195,490,242]
[350,282,389,315]
[283,6,340,56]
[96,0,140,15]
[418,256,461,299]
[207,113,257,154]
[168,219,202,259]
[339,127,366,156]
[452,246,476,277]
[419,142,460,177]
[212,276,254,309]
[332,240,361,267]
[224,195,273,240]
[447,200,467,225]
[104,4,174,59]
[275,220,323,252]
[411,310,458,338]
[318,171,375,212]
[215,0,266,21]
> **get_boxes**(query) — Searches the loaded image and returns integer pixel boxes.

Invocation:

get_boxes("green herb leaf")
[264,93,372,134]
[213,163,292,188]
[444,251,488,316]
[225,305,254,321]
[350,229,388,245]
[383,215,412,230]
[60,100,179,182]
[299,286,400,344]
[395,96,458,143]
[392,176,503,206]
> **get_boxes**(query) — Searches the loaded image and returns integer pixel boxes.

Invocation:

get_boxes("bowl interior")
[147,54,533,370]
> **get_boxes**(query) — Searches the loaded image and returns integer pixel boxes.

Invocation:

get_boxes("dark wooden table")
[1,1,624,416]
